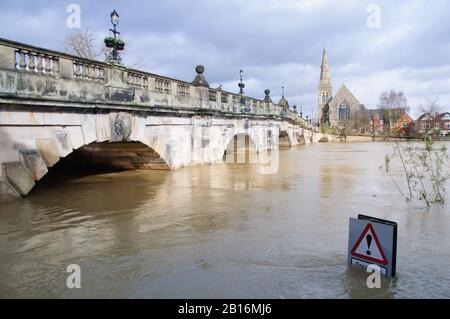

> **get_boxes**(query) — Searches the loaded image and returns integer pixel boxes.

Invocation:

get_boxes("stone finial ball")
[264,89,270,95]
[195,65,205,74]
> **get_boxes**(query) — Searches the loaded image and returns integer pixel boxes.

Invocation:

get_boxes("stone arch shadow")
[222,132,259,164]
[2,134,170,201]
[279,130,293,148]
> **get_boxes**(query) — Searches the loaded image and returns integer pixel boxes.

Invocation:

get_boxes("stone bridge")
[0,38,332,202]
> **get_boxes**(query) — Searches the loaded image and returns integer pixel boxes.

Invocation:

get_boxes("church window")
[338,102,350,121]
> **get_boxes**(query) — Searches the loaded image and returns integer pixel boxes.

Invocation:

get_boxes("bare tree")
[64,30,147,71]
[418,98,442,115]
[378,90,408,110]
[64,28,105,60]
[344,107,370,134]
[377,90,409,132]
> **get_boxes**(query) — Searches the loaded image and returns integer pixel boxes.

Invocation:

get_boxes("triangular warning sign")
[351,223,388,265]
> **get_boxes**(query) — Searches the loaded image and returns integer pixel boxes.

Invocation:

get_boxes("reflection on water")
[0,142,449,298]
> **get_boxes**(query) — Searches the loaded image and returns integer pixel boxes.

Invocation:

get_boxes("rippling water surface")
[0,142,449,298]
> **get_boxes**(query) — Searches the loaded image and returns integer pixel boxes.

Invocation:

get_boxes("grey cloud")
[1,0,449,116]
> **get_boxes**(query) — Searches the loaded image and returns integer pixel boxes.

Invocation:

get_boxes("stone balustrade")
[0,37,316,130]
[15,49,59,77]
[154,77,171,94]
[176,82,190,96]
[126,70,148,88]
[73,61,106,83]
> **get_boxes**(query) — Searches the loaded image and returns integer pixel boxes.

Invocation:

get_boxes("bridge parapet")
[0,37,315,131]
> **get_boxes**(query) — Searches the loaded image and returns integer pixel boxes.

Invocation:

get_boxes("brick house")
[414,112,450,136]
[415,113,435,134]
[369,108,413,134]
[395,112,414,134]
[436,112,450,136]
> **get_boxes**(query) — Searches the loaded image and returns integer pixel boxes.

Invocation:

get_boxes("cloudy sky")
[1,0,449,118]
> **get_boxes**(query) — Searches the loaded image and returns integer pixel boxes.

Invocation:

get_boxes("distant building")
[317,49,414,135]
[369,109,413,134]
[395,112,415,134]
[317,48,366,128]
[436,112,450,136]
[415,112,450,136]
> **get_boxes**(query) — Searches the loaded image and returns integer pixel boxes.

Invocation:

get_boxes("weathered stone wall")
[342,135,374,142]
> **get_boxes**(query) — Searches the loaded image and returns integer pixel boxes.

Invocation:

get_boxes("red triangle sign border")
[351,223,388,265]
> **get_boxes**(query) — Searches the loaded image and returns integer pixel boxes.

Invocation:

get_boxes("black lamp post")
[238,69,246,108]
[105,10,124,64]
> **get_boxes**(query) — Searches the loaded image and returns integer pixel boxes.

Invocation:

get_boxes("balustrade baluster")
[92,66,99,81]
[53,58,59,77]
[44,56,52,74]
[83,64,89,80]
[99,67,104,82]
[28,52,36,73]
[18,51,27,71]
[36,54,44,74]
[87,65,93,81]
[74,62,81,79]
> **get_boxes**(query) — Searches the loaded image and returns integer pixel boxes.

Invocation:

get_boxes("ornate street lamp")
[238,69,245,94]
[105,9,125,64]
[111,9,119,27]
[238,69,246,107]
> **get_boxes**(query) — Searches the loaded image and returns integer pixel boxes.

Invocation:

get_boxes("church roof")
[329,84,362,107]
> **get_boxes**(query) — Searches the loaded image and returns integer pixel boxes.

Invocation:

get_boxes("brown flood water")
[0,142,449,298]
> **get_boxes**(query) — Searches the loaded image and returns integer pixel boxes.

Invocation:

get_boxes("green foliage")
[104,37,124,45]
[382,139,450,207]
[320,123,330,134]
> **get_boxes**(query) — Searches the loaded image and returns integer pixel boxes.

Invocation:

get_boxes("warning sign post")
[348,215,397,277]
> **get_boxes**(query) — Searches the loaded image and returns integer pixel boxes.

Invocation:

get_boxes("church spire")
[318,46,333,125]
[320,47,330,82]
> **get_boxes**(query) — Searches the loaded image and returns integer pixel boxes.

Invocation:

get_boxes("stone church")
[317,48,366,128]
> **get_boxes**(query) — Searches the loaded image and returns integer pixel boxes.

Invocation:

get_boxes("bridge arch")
[1,126,170,201]
[64,141,170,171]
[35,139,168,194]
[279,130,292,148]
[295,132,306,145]
[223,133,258,164]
